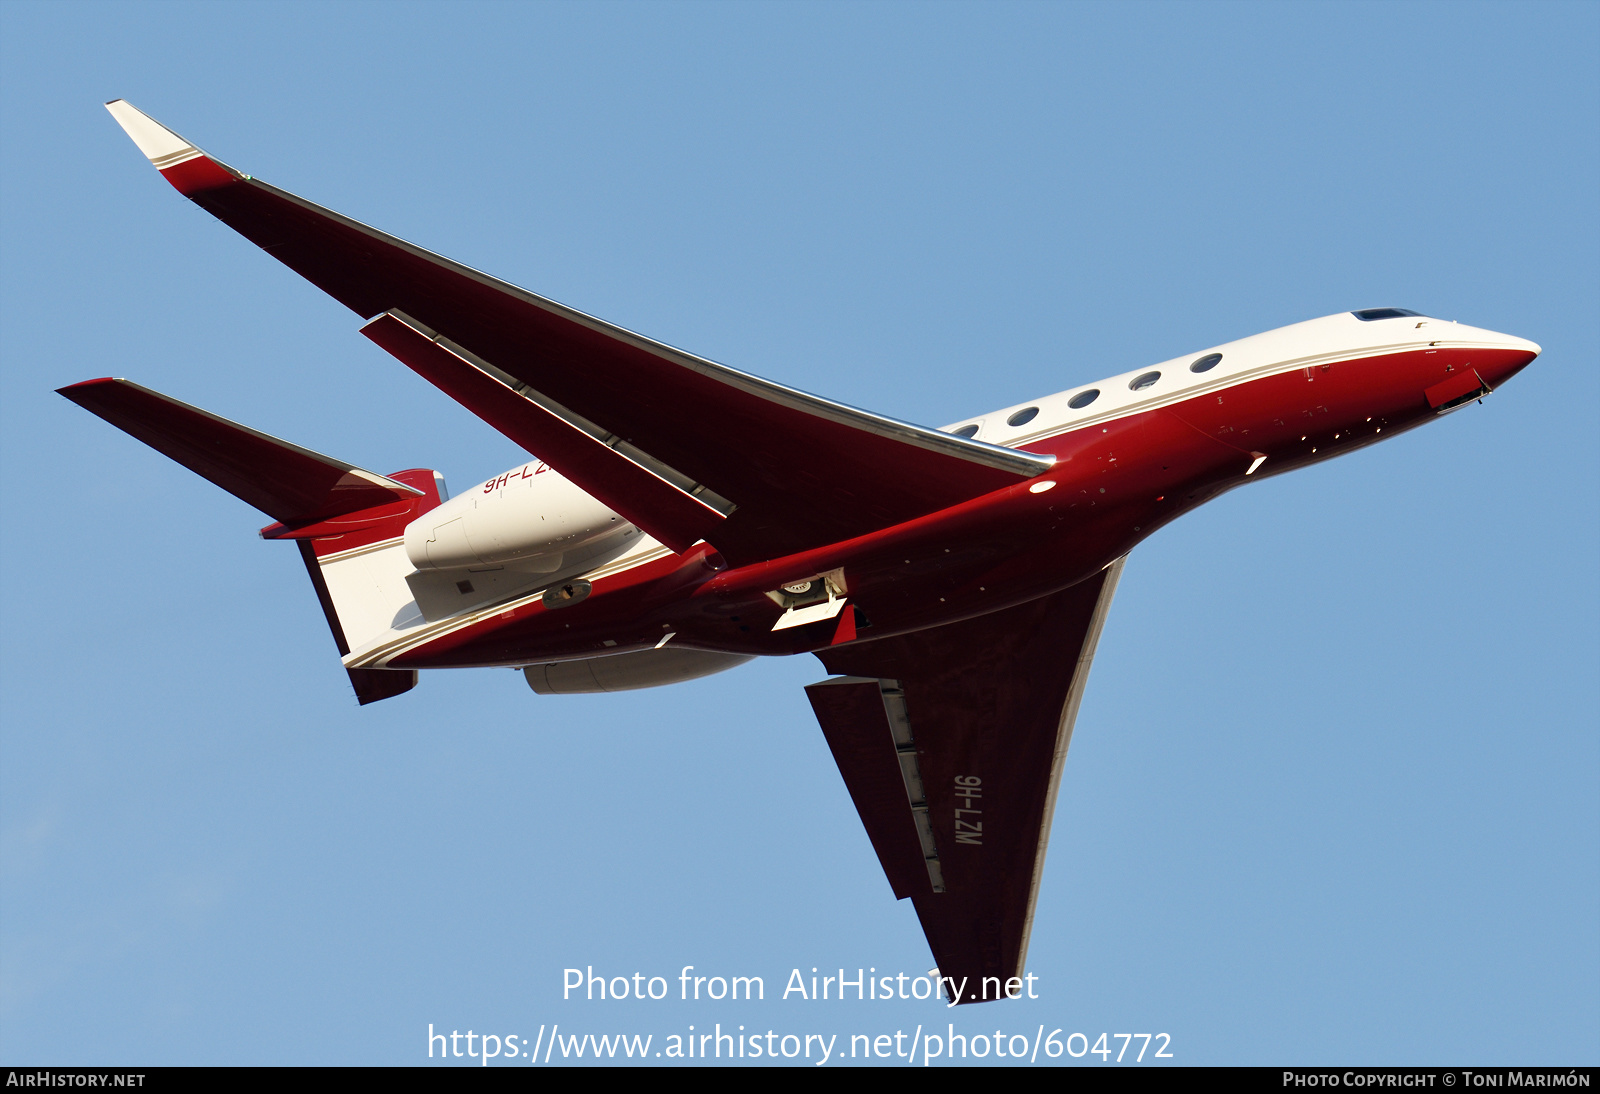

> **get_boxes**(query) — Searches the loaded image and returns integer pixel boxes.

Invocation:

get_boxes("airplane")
[61,100,1541,1005]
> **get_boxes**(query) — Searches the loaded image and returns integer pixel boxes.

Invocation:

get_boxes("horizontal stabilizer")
[57,378,421,527]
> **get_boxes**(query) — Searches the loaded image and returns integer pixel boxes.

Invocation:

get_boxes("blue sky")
[2,0,1595,1067]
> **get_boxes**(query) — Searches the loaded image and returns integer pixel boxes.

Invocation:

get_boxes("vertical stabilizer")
[59,377,440,705]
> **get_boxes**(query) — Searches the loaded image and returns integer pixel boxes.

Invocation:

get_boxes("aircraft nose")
[1479,332,1541,389]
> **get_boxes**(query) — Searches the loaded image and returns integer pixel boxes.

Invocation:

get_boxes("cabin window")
[951,424,979,438]
[1352,308,1424,321]
[1068,389,1100,409]
[1007,407,1039,427]
[1190,353,1222,373]
[1130,371,1161,390]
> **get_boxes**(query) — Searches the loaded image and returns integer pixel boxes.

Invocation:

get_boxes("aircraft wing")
[806,558,1126,1001]
[104,100,1053,566]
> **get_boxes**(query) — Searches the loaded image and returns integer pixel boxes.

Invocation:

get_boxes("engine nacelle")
[524,648,754,694]
[404,461,632,573]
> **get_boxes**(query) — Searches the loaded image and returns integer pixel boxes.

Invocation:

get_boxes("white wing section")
[104,99,204,168]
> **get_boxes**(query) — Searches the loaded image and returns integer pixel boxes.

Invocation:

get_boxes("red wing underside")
[105,101,1053,566]
[807,559,1125,1002]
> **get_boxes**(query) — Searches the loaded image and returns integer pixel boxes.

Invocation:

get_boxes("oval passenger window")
[1007,407,1039,427]
[1130,371,1161,390]
[951,424,980,438]
[1189,353,1222,373]
[1068,389,1100,409]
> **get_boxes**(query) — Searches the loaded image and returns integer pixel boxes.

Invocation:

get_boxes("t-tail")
[57,378,442,704]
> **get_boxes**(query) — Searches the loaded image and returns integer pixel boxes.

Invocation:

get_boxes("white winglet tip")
[104,99,201,167]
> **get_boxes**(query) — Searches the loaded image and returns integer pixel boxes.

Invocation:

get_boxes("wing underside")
[104,100,1054,566]
[807,559,1126,1001]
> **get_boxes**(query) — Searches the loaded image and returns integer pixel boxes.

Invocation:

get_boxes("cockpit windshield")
[1352,308,1426,321]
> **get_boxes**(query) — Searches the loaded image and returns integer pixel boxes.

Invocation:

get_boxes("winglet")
[104,100,239,194]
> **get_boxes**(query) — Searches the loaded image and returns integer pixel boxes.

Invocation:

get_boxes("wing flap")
[812,558,1126,999]
[805,676,935,900]
[360,310,725,554]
